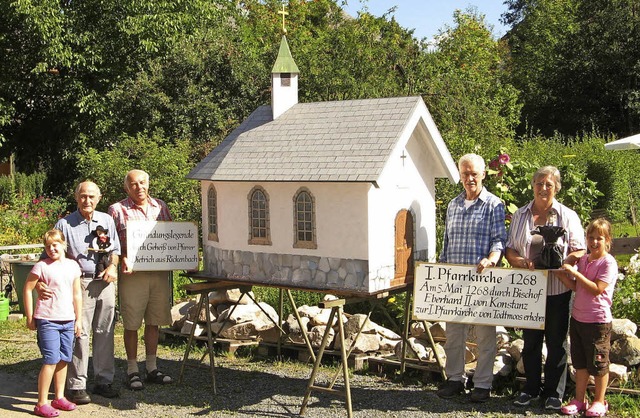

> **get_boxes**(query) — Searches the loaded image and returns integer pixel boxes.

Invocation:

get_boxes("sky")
[342,0,511,41]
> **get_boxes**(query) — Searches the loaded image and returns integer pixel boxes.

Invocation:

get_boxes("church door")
[392,209,414,287]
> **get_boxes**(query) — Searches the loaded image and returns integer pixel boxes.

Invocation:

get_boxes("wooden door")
[392,209,414,287]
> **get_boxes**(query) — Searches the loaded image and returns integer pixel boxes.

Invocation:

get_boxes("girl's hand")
[75,322,82,337]
[26,317,36,331]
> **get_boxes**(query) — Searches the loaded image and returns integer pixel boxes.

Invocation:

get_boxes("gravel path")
[1,353,567,418]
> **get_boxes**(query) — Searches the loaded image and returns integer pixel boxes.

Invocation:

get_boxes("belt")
[82,272,95,278]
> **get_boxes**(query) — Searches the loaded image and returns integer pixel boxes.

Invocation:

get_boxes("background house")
[187,36,459,293]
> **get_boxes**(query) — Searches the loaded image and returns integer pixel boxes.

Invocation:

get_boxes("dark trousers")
[521,291,571,399]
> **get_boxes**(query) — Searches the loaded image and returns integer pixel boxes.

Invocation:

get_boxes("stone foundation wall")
[204,245,378,292]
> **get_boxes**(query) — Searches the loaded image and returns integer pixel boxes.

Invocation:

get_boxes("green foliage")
[612,254,640,327]
[75,133,200,222]
[505,0,640,137]
[0,194,68,246]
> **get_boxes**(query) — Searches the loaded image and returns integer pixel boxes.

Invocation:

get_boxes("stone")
[333,314,380,353]
[181,320,205,337]
[310,309,336,327]
[609,363,629,387]
[171,300,195,330]
[611,336,640,367]
[256,326,282,344]
[343,314,377,335]
[375,324,401,341]
[410,321,427,339]
[611,318,638,341]
[379,337,401,352]
[309,325,335,349]
[496,326,510,348]
[208,289,255,305]
[286,314,310,334]
[399,337,429,361]
[187,301,217,323]
[429,322,446,339]
[298,305,323,319]
[493,349,513,377]
[217,302,279,325]
[507,338,524,363]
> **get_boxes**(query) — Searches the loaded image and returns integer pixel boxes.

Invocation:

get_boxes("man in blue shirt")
[41,181,122,404]
[437,153,506,402]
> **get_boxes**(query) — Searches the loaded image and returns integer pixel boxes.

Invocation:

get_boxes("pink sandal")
[586,401,609,417]
[51,397,77,411]
[561,399,588,416]
[33,403,60,417]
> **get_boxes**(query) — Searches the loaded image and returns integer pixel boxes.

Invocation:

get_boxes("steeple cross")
[278,4,289,34]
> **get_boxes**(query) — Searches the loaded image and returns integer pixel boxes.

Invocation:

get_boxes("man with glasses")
[436,153,507,403]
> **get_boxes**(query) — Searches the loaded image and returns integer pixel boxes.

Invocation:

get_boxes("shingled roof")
[188,96,434,183]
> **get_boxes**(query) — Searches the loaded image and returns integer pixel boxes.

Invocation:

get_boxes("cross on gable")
[278,4,289,34]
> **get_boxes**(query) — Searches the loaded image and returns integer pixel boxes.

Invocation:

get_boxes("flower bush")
[613,254,640,325]
[0,195,69,246]
[485,149,602,226]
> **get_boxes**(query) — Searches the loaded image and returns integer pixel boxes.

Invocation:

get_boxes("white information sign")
[126,221,199,271]
[413,263,548,329]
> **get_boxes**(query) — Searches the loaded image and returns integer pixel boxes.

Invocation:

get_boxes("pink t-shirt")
[572,253,618,323]
[30,258,81,321]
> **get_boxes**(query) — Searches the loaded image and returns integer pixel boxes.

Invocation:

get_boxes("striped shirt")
[54,210,121,276]
[108,196,172,257]
[439,187,507,265]
[506,199,586,295]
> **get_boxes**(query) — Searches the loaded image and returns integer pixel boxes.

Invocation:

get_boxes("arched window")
[293,188,317,249]
[207,186,218,242]
[248,186,271,245]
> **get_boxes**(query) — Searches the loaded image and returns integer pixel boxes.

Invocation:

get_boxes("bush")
[613,254,640,327]
[0,194,69,246]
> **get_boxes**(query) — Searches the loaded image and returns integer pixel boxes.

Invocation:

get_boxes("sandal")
[34,404,60,417]
[51,397,76,411]
[127,372,144,390]
[586,401,609,417]
[561,399,588,416]
[146,369,173,384]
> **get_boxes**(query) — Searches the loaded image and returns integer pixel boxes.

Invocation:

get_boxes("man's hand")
[99,264,118,283]
[35,281,53,300]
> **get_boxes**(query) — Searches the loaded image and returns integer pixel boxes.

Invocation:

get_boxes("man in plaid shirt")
[436,153,506,403]
[108,169,173,390]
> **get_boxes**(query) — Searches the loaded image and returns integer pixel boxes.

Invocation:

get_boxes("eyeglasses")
[534,182,555,189]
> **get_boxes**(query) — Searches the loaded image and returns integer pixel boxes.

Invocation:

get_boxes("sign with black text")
[126,221,199,271]
[412,263,548,329]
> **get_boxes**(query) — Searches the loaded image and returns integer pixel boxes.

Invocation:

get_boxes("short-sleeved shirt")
[108,196,172,257]
[573,253,618,323]
[54,210,122,276]
[30,258,81,321]
[439,187,507,265]
[506,199,586,295]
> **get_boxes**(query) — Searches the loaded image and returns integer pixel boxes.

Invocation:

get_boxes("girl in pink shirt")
[558,218,617,417]
[24,230,82,417]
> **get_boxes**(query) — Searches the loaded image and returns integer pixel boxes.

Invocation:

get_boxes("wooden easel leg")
[286,289,316,363]
[335,305,353,418]
[179,290,206,384]
[400,289,412,376]
[299,306,338,416]
[202,292,217,394]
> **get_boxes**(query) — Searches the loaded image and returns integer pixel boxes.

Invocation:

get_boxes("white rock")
[181,320,205,337]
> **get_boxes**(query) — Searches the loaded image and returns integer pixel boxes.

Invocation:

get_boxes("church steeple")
[271,6,299,120]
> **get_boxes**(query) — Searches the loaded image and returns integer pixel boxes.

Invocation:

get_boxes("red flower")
[489,159,500,170]
[498,153,510,165]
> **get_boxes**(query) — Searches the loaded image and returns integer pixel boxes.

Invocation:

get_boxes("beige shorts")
[119,271,172,330]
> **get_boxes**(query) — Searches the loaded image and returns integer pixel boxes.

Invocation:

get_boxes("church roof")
[188,95,454,183]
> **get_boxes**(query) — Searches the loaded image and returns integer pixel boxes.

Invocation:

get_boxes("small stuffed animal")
[531,225,566,269]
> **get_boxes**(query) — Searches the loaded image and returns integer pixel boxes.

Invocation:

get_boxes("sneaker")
[545,397,563,410]
[93,383,120,398]
[514,392,539,406]
[436,380,465,399]
[470,387,491,403]
[67,389,91,405]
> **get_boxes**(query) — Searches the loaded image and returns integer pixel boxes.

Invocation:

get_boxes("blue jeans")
[521,291,571,399]
[36,319,75,365]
